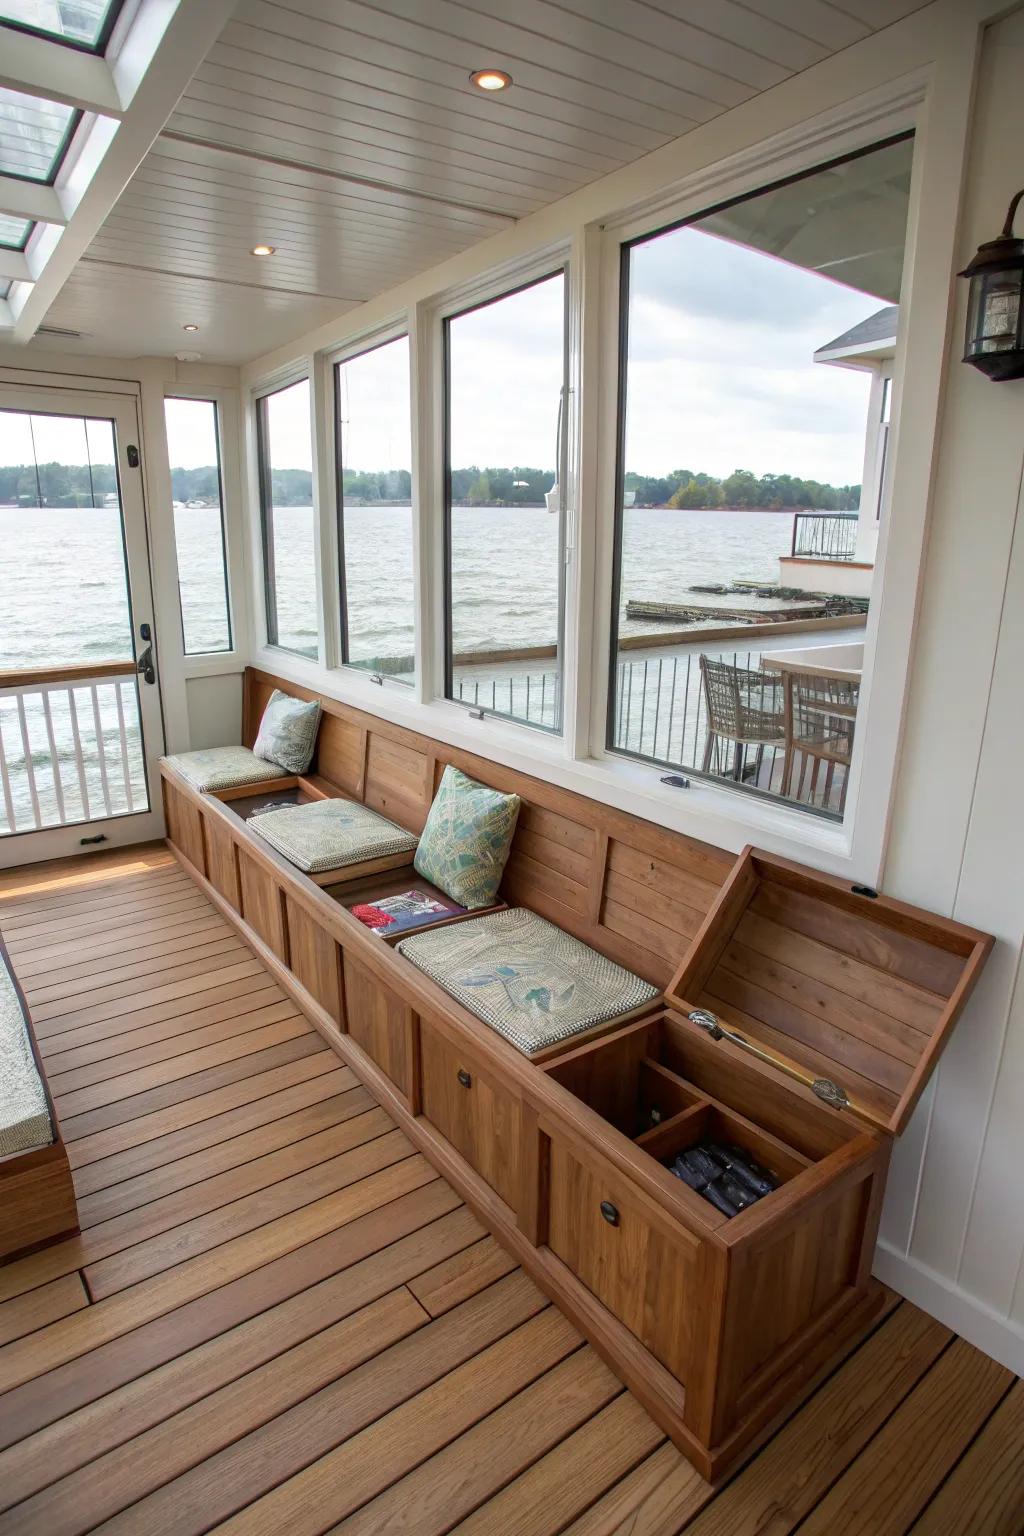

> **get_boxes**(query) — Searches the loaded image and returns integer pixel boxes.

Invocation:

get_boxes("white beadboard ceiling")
[34,0,929,363]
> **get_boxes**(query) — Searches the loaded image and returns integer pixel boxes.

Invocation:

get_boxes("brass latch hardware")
[687,1009,850,1112]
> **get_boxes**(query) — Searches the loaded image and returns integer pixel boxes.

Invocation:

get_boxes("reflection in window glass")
[609,136,914,820]
[0,0,121,49]
[0,86,76,182]
[164,398,232,655]
[257,377,318,659]
[0,407,130,669]
[445,271,567,732]
[335,336,414,683]
[0,212,30,248]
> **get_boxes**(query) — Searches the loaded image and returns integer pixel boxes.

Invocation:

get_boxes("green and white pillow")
[253,690,321,775]
[414,765,520,910]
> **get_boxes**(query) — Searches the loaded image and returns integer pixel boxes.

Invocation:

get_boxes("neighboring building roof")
[815,305,898,364]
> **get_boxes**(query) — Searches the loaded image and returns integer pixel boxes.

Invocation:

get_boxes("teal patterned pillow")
[414,766,520,909]
[253,690,321,775]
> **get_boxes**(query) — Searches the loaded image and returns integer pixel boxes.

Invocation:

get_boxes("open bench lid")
[663,847,993,1136]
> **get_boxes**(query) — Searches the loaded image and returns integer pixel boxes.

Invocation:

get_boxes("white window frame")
[326,318,415,689]
[433,253,573,739]
[159,385,246,676]
[586,75,952,879]
[241,47,976,889]
[250,364,321,664]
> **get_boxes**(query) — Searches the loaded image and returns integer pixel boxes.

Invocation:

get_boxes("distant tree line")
[2,461,861,512]
[625,467,860,511]
[0,461,118,507]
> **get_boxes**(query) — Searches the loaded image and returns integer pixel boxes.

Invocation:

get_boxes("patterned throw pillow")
[414,765,520,910]
[253,690,321,775]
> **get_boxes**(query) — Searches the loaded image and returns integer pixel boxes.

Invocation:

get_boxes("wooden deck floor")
[0,846,1021,1535]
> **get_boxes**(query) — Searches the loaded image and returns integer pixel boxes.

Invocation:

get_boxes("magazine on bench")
[351,888,466,936]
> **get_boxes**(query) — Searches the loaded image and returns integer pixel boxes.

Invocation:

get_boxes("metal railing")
[611,651,849,817]
[0,670,149,836]
[791,512,859,561]
[453,668,561,732]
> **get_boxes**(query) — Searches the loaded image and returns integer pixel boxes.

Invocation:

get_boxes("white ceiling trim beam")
[158,130,519,224]
[7,0,243,343]
[0,249,31,281]
[0,178,65,225]
[0,27,123,116]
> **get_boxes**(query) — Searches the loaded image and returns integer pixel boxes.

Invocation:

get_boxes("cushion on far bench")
[0,940,53,1157]
[163,745,290,793]
[397,907,659,1055]
[248,797,418,874]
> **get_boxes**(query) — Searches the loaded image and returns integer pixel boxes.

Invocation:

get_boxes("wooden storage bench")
[0,933,78,1262]
[159,666,992,1482]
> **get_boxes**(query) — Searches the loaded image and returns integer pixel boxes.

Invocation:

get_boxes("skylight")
[0,0,123,51]
[0,85,77,183]
[0,211,31,248]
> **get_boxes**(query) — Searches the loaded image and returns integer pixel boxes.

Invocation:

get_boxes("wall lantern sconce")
[960,188,1024,380]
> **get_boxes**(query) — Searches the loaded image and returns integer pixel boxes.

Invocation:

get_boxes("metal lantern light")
[960,188,1024,380]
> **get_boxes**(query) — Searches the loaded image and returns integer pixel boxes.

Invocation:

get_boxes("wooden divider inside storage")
[243,667,735,987]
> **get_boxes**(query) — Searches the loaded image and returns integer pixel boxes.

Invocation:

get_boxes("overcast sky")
[247,233,880,485]
[2,235,882,488]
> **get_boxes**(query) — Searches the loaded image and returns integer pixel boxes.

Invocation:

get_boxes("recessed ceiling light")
[183,323,199,332]
[470,68,512,92]
[251,244,275,256]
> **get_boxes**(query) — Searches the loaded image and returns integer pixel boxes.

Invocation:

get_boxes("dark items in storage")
[668,1138,778,1217]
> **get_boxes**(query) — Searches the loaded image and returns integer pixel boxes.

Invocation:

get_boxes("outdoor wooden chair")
[781,674,860,812]
[698,655,786,782]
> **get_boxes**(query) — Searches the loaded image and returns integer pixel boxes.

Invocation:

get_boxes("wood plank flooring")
[0,844,1020,1535]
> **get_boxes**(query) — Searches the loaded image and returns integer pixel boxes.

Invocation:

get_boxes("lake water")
[0,503,800,832]
[0,504,797,671]
[266,503,799,666]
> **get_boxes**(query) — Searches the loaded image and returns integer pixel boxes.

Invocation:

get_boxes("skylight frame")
[0,0,127,55]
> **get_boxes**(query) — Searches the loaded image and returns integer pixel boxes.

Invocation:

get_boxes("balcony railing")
[0,666,149,836]
[611,650,849,817]
[453,669,561,732]
[791,512,859,561]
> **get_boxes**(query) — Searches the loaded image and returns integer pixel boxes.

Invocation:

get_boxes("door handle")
[137,646,155,685]
[137,623,155,685]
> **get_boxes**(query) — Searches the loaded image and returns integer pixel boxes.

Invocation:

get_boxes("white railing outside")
[0,674,149,836]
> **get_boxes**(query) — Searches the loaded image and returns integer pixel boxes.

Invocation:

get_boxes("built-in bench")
[159,664,990,1483]
[0,932,78,1261]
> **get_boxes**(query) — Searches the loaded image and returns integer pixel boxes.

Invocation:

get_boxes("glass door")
[0,385,166,861]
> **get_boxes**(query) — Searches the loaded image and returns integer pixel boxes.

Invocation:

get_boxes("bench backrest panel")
[244,667,734,985]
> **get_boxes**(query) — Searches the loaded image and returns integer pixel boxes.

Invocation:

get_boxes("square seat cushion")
[163,745,289,794]
[397,907,659,1055]
[0,941,52,1157]
[248,797,419,874]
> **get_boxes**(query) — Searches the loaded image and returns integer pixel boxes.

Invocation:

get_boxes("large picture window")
[164,397,231,655]
[257,376,318,659]
[334,335,414,683]
[608,136,914,819]
[444,270,568,733]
